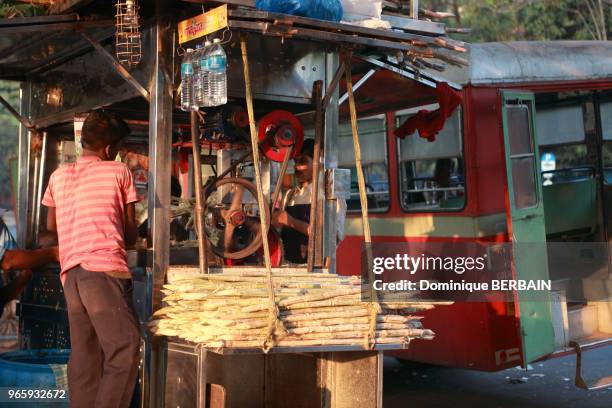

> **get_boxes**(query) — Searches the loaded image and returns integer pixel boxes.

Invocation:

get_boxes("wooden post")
[271,146,293,211]
[241,37,272,273]
[191,111,208,274]
[241,37,279,348]
[307,80,324,272]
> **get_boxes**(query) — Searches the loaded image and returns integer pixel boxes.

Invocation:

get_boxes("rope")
[365,303,381,349]
[240,36,279,352]
[343,50,378,349]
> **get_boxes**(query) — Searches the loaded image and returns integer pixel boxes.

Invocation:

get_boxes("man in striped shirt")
[42,109,140,408]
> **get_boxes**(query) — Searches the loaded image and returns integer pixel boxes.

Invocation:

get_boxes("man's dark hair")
[299,138,315,159]
[81,109,130,150]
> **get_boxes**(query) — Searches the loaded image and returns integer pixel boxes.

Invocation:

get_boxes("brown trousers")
[63,266,141,408]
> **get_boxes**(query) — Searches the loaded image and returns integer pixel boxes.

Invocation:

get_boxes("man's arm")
[46,206,57,233]
[124,202,138,248]
[272,210,310,235]
[1,247,59,271]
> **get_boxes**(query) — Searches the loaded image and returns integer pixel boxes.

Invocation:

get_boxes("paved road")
[384,346,612,408]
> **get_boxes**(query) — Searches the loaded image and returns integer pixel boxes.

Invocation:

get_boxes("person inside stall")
[120,147,189,245]
[0,243,58,310]
[42,109,140,408]
[272,139,346,264]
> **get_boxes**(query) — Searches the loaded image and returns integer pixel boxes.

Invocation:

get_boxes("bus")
[336,41,612,386]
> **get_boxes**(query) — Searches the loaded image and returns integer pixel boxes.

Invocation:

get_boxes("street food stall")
[0,1,468,406]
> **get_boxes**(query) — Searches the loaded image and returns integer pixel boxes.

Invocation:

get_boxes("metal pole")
[322,52,339,273]
[410,0,419,19]
[0,93,33,130]
[16,82,31,247]
[34,132,47,245]
[146,1,173,406]
[307,80,323,272]
[322,61,345,110]
[190,111,208,274]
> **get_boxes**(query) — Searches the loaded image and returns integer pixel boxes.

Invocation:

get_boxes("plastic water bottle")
[200,40,213,107]
[180,48,195,111]
[209,38,227,106]
[192,45,204,107]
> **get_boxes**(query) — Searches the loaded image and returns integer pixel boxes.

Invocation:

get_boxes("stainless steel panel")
[326,168,351,201]
[380,13,445,35]
[226,34,326,104]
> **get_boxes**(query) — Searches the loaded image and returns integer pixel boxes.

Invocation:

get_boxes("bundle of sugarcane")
[149,272,448,351]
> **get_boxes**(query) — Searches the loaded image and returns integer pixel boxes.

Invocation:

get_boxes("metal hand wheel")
[204,177,270,260]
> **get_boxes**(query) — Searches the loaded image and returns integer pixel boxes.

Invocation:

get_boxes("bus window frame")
[505,101,541,211]
[598,97,612,182]
[394,107,467,214]
[339,115,392,214]
[598,98,612,143]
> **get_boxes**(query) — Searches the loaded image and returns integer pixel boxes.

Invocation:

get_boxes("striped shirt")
[42,156,138,284]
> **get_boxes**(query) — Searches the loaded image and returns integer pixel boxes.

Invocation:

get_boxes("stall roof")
[437,41,612,86]
[0,2,468,82]
[0,15,114,80]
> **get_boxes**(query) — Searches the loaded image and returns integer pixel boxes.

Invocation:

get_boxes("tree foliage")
[422,0,611,42]
[0,0,44,18]
[0,81,19,210]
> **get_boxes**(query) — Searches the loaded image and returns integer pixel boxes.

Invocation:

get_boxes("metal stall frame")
[160,7,467,408]
[0,3,467,407]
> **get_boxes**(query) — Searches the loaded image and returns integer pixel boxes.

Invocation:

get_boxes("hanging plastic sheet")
[255,0,343,22]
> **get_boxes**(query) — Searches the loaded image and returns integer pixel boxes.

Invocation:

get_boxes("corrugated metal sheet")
[471,41,612,84]
[438,41,612,85]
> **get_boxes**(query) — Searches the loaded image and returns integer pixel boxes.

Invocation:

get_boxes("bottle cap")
[213,38,221,43]
[205,41,212,46]
[186,48,194,53]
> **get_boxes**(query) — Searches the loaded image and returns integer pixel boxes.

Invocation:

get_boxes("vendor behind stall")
[272,139,346,264]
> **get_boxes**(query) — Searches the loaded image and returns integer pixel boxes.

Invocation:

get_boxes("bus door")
[599,100,612,253]
[501,91,555,363]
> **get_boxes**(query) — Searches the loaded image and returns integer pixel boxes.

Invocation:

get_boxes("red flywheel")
[258,110,304,162]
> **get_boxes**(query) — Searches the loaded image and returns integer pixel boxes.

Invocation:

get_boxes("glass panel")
[506,105,533,156]
[540,144,588,171]
[603,142,612,166]
[536,105,585,145]
[601,101,612,141]
[396,107,465,212]
[512,156,537,209]
[398,158,465,212]
[397,110,462,161]
[333,117,389,212]
[337,118,386,166]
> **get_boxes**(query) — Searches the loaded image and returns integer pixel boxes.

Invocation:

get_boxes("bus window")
[337,116,389,212]
[537,105,589,183]
[507,104,538,209]
[396,109,465,212]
